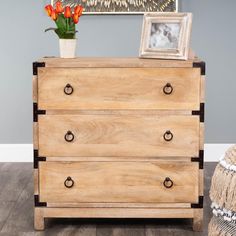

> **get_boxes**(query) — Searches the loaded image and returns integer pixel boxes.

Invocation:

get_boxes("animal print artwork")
[52,0,177,14]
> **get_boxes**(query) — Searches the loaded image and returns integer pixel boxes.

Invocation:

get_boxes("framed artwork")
[51,0,178,14]
[139,13,192,60]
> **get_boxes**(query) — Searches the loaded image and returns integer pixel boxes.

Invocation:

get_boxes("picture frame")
[51,0,178,15]
[139,12,192,60]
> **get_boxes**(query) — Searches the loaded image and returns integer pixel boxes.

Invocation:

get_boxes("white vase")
[59,39,77,58]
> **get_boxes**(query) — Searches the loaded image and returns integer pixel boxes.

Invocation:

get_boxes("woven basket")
[209,145,236,235]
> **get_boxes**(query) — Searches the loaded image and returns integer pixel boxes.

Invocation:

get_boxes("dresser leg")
[193,209,203,231]
[34,208,45,230]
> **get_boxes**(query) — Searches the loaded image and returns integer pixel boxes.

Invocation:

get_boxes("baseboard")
[0,144,33,162]
[0,144,234,162]
[204,144,234,162]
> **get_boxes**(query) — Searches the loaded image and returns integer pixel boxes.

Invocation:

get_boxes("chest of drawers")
[33,57,205,231]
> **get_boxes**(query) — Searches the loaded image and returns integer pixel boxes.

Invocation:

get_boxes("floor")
[0,163,216,236]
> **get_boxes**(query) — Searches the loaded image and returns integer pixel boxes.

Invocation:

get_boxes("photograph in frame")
[139,13,192,60]
[149,23,181,49]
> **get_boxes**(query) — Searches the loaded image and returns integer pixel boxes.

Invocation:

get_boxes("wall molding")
[0,144,234,162]
[204,144,234,162]
[0,144,33,162]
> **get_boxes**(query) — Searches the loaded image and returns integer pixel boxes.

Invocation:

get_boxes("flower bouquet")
[45,1,83,58]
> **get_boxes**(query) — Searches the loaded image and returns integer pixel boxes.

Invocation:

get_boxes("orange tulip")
[45,5,53,17]
[51,10,58,21]
[55,1,64,13]
[74,5,83,16]
[72,14,79,24]
[64,6,72,18]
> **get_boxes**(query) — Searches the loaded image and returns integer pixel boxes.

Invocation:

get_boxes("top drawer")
[38,68,200,110]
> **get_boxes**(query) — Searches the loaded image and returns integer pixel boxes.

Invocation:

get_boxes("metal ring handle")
[163,177,173,189]
[64,176,74,188]
[64,131,75,142]
[64,83,74,95]
[163,83,173,95]
[163,130,173,142]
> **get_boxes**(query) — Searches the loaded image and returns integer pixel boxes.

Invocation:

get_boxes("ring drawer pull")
[64,131,75,142]
[64,176,74,188]
[163,177,173,189]
[163,130,173,142]
[163,83,173,95]
[64,83,74,95]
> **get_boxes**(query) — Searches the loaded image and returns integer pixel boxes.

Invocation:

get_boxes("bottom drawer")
[39,161,199,205]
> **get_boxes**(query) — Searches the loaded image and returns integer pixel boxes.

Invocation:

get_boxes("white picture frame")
[139,12,192,60]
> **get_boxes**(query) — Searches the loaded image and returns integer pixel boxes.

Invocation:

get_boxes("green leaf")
[63,33,75,39]
[65,31,76,34]
[55,14,67,32]
[52,14,76,39]
[44,28,57,33]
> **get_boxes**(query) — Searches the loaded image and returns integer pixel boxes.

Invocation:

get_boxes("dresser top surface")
[38,57,203,68]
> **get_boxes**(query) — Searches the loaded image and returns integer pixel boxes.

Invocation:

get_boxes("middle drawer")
[38,115,199,157]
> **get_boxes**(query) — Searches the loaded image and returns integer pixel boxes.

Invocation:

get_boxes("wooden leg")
[193,209,203,232]
[34,208,45,230]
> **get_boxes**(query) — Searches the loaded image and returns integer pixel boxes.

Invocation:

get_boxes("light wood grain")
[200,75,205,103]
[38,57,199,68]
[199,169,204,196]
[33,122,38,150]
[38,115,199,157]
[200,123,204,150]
[1,163,215,235]
[38,67,200,110]
[46,156,192,162]
[39,161,199,204]
[193,209,203,231]
[46,109,192,116]
[199,74,205,201]
[47,202,191,208]
[34,169,39,195]
[34,208,44,231]
[41,207,195,219]
[32,75,38,103]
[33,57,205,232]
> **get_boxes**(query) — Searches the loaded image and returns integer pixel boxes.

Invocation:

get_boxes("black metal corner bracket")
[34,149,46,169]
[34,195,47,207]
[33,103,46,122]
[191,150,204,169]
[33,62,45,76]
[193,61,206,76]
[191,196,204,209]
[192,103,205,123]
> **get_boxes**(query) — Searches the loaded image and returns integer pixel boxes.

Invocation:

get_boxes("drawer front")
[39,161,199,204]
[38,68,200,110]
[38,115,199,157]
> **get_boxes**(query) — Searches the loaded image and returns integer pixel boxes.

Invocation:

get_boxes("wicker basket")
[209,145,236,235]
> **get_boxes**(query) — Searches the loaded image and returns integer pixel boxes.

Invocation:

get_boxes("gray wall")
[0,0,235,144]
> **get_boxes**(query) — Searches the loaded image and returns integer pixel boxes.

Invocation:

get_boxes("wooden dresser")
[33,57,205,231]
